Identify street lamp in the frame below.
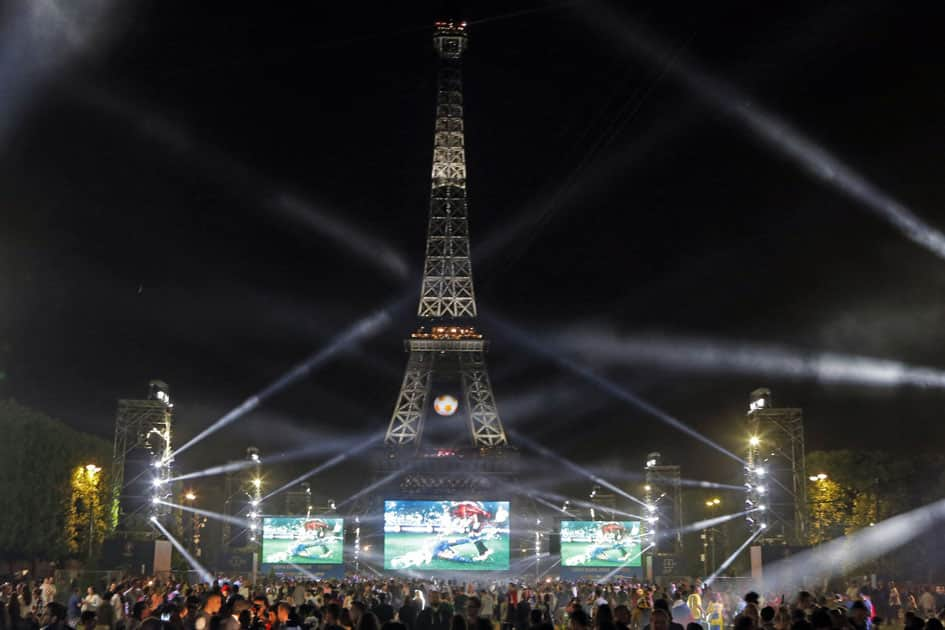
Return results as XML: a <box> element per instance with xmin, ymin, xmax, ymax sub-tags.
<box><xmin>809</xmin><ymin>473</ymin><xmax>828</xmax><ymax>482</ymax></box>
<box><xmin>748</xmin><ymin>436</ymin><xmax>761</xmax><ymax>447</ymax></box>
<box><xmin>84</xmin><ymin>464</ymin><xmax>101</xmax><ymax>559</ymax></box>
<box><xmin>702</xmin><ymin>497</ymin><xmax>721</xmax><ymax>575</ymax></box>
<box><xmin>184</xmin><ymin>491</ymin><xmax>197</xmax><ymax>501</ymax></box>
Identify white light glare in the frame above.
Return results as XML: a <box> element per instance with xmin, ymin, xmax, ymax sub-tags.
<box><xmin>759</xmin><ymin>504</ymin><xmax>767</xmax><ymax>511</ymax></box>
<box><xmin>151</xmin><ymin>496</ymin><xmax>160</xmax><ymax>504</ymax></box>
<box><xmin>646</xmin><ymin>504</ymin><xmax>657</xmax><ymax>513</ymax></box>
<box><xmin>757</xmin><ymin>486</ymin><xmax>766</xmax><ymax>494</ymax></box>
<box><xmin>563</xmin><ymin>329</ymin><xmax>945</xmax><ymax>391</ymax></box>
<box><xmin>755</xmin><ymin>467</ymin><xmax>766</xmax><ymax>477</ymax></box>
<box><xmin>152</xmin><ymin>478</ymin><xmax>164</xmax><ymax>487</ymax></box>
<box><xmin>250</xmin><ymin>500</ymin><xmax>259</xmax><ymax>507</ymax></box>
<box><xmin>588</xmin><ymin>6</ymin><xmax>945</xmax><ymax>268</ymax></box>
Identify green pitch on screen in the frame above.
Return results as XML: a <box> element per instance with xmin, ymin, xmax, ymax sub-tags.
<box><xmin>261</xmin><ymin>517</ymin><xmax>344</xmax><ymax>565</ymax></box>
<box><xmin>560</xmin><ymin>521</ymin><xmax>642</xmax><ymax>567</ymax></box>
<box><xmin>384</xmin><ymin>531</ymin><xmax>510</xmax><ymax>571</ymax></box>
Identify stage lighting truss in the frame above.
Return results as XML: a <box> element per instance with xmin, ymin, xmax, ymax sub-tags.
<box><xmin>746</xmin><ymin>388</ymin><xmax>805</xmax><ymax>543</ymax></box>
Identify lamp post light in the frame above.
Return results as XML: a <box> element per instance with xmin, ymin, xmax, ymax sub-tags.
<box><xmin>702</xmin><ymin>497</ymin><xmax>721</xmax><ymax>575</ymax></box>
<box><xmin>85</xmin><ymin>464</ymin><xmax>101</xmax><ymax>559</ymax></box>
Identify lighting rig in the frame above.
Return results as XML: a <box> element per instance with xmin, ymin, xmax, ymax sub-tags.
<box><xmin>246</xmin><ymin>447</ymin><xmax>263</xmax><ymax>543</ymax></box>
<box><xmin>745</xmin><ymin>388</ymin><xmax>805</xmax><ymax>543</ymax></box>
<box><xmin>148</xmin><ymin>384</ymin><xmax>174</xmax><ymax>523</ymax></box>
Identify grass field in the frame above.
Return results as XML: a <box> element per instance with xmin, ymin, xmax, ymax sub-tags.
<box><xmin>384</xmin><ymin>532</ymin><xmax>510</xmax><ymax>570</ymax></box>
<box><xmin>261</xmin><ymin>537</ymin><xmax>343</xmax><ymax>565</ymax></box>
<box><xmin>561</xmin><ymin>541</ymin><xmax>642</xmax><ymax>567</ymax></box>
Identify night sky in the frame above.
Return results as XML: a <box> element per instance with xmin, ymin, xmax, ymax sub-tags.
<box><xmin>4</xmin><ymin>1</ymin><xmax>945</xmax><ymax>498</ymax></box>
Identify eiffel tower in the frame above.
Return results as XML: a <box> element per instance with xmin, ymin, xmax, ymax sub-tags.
<box><xmin>383</xmin><ymin>20</ymin><xmax>512</xmax><ymax>492</ymax></box>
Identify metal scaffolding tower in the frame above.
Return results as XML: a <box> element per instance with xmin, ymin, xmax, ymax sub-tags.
<box><xmin>588</xmin><ymin>485</ymin><xmax>617</xmax><ymax>521</ymax></box>
<box><xmin>110</xmin><ymin>380</ymin><xmax>173</xmax><ymax>532</ymax></box>
<box><xmin>745</xmin><ymin>387</ymin><xmax>807</xmax><ymax>545</ymax></box>
<box><xmin>385</xmin><ymin>20</ymin><xmax>508</xmax><ymax>451</ymax></box>
<box><xmin>644</xmin><ymin>452</ymin><xmax>683</xmax><ymax>555</ymax></box>
<box><xmin>222</xmin><ymin>447</ymin><xmax>263</xmax><ymax>547</ymax></box>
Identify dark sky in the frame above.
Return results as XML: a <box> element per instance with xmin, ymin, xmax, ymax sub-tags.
<box><xmin>4</xmin><ymin>1</ymin><xmax>945</xmax><ymax>500</ymax></box>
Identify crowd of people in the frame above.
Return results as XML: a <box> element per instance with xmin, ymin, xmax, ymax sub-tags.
<box><xmin>2</xmin><ymin>575</ymin><xmax>944</xmax><ymax>630</ymax></box>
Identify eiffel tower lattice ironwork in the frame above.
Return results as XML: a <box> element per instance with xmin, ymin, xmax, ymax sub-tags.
<box><xmin>385</xmin><ymin>20</ymin><xmax>508</xmax><ymax>450</ymax></box>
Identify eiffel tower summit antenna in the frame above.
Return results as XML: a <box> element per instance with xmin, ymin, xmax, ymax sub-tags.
<box><xmin>384</xmin><ymin>20</ymin><xmax>509</xmax><ymax>452</ymax></box>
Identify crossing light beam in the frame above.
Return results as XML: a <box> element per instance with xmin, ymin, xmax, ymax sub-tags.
<box><xmin>493</xmin><ymin>316</ymin><xmax>745</xmax><ymax>464</ymax></box>
<box><xmin>170</xmin><ymin>305</ymin><xmax>395</xmax><ymax>459</ymax></box>
<box><xmin>560</xmin><ymin>328</ymin><xmax>945</xmax><ymax>390</ymax></box>
<box><xmin>151</xmin><ymin>517</ymin><xmax>214</xmax><ymax>583</ymax></box>
<box><xmin>584</xmin><ymin>3</ymin><xmax>945</xmax><ymax>264</ymax></box>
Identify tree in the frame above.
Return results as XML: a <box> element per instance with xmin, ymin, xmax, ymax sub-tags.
<box><xmin>66</xmin><ymin>465</ymin><xmax>110</xmax><ymax>556</ymax></box>
<box><xmin>805</xmin><ymin>449</ymin><xmax>945</xmax><ymax>579</ymax></box>
<box><xmin>0</xmin><ymin>400</ymin><xmax>110</xmax><ymax>561</ymax></box>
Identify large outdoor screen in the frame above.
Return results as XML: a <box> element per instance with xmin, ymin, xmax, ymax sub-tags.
<box><xmin>384</xmin><ymin>500</ymin><xmax>510</xmax><ymax>571</ymax></box>
<box><xmin>561</xmin><ymin>520</ymin><xmax>642</xmax><ymax>567</ymax></box>
<box><xmin>261</xmin><ymin>517</ymin><xmax>344</xmax><ymax>565</ymax></box>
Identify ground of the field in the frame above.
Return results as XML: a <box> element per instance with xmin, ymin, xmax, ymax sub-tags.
<box><xmin>384</xmin><ymin>532</ymin><xmax>510</xmax><ymax>571</ymax></box>
<box><xmin>261</xmin><ymin>538</ymin><xmax>343</xmax><ymax>565</ymax></box>
<box><xmin>560</xmin><ymin>541</ymin><xmax>642</xmax><ymax>567</ymax></box>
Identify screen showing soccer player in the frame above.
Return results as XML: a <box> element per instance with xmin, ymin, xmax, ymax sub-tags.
<box><xmin>384</xmin><ymin>500</ymin><xmax>510</xmax><ymax>570</ymax></box>
<box><xmin>261</xmin><ymin>517</ymin><xmax>344</xmax><ymax>565</ymax></box>
<box><xmin>560</xmin><ymin>520</ymin><xmax>642</xmax><ymax>567</ymax></box>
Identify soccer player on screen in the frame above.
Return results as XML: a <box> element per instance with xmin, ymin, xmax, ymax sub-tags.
<box><xmin>568</xmin><ymin>522</ymin><xmax>633</xmax><ymax>565</ymax></box>
<box><xmin>441</xmin><ymin>501</ymin><xmax>495</xmax><ymax>562</ymax></box>
<box><xmin>288</xmin><ymin>519</ymin><xmax>337</xmax><ymax>559</ymax></box>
